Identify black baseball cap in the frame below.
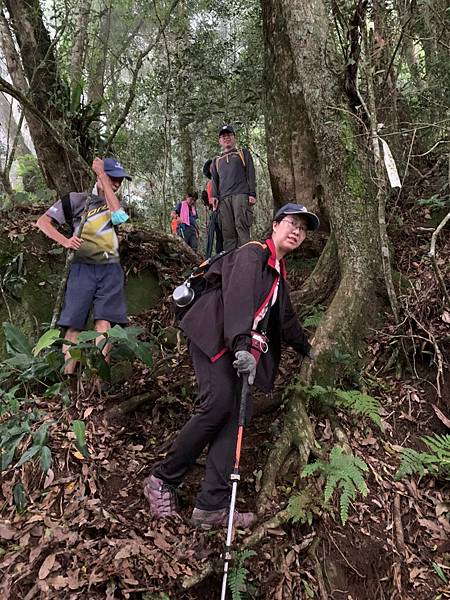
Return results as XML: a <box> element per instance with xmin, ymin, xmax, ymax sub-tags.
<box><xmin>219</xmin><ymin>124</ymin><xmax>235</xmax><ymax>137</ymax></box>
<box><xmin>274</xmin><ymin>203</ymin><xmax>320</xmax><ymax>231</ymax></box>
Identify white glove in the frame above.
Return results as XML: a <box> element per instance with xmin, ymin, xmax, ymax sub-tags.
<box><xmin>233</xmin><ymin>351</ymin><xmax>257</xmax><ymax>385</ymax></box>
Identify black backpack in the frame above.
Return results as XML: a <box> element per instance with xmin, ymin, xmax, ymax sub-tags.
<box><xmin>173</xmin><ymin>250</ymin><xmax>231</xmax><ymax>323</ymax></box>
<box><xmin>172</xmin><ymin>241</ymin><xmax>269</xmax><ymax>323</ymax></box>
<box><xmin>61</xmin><ymin>194</ymin><xmax>74</xmax><ymax>235</ymax></box>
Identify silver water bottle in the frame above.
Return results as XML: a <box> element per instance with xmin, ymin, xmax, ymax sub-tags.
<box><xmin>173</xmin><ymin>282</ymin><xmax>195</xmax><ymax>307</ymax></box>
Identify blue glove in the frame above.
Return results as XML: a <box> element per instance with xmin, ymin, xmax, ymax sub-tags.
<box><xmin>111</xmin><ymin>208</ymin><xmax>129</xmax><ymax>225</ymax></box>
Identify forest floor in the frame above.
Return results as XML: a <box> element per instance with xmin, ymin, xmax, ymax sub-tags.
<box><xmin>0</xmin><ymin>200</ymin><xmax>449</xmax><ymax>600</ymax></box>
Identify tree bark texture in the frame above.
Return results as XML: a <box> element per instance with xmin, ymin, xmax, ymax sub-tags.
<box><xmin>0</xmin><ymin>94</ymin><xmax>32</xmax><ymax>158</ymax></box>
<box><xmin>3</xmin><ymin>1</ymin><xmax>90</xmax><ymax>195</ymax></box>
<box><xmin>87</xmin><ymin>1</ymin><xmax>111</xmax><ymax>106</ymax></box>
<box><xmin>178</xmin><ymin>118</ymin><xmax>194</xmax><ymax>195</ymax></box>
<box><xmin>261</xmin><ymin>0</ymin><xmax>320</xmax><ymax>212</ymax></box>
<box><xmin>70</xmin><ymin>0</ymin><xmax>93</xmax><ymax>87</ymax></box>
<box><xmin>280</xmin><ymin>0</ymin><xmax>383</xmax><ymax>383</ymax></box>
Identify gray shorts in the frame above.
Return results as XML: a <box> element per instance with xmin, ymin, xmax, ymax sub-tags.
<box><xmin>58</xmin><ymin>263</ymin><xmax>128</xmax><ymax>330</ymax></box>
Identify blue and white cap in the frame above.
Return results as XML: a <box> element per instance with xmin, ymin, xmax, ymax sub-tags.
<box><xmin>103</xmin><ymin>157</ymin><xmax>132</xmax><ymax>180</ymax></box>
<box><xmin>274</xmin><ymin>203</ymin><xmax>320</xmax><ymax>231</ymax></box>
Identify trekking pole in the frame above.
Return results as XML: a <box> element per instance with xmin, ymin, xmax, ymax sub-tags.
<box><xmin>220</xmin><ymin>376</ymin><xmax>250</xmax><ymax>600</ymax></box>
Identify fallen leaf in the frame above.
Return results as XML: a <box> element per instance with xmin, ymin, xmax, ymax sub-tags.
<box><xmin>49</xmin><ymin>576</ymin><xmax>68</xmax><ymax>590</ymax></box>
<box><xmin>38</xmin><ymin>553</ymin><xmax>56</xmax><ymax>579</ymax></box>
<box><xmin>153</xmin><ymin>533</ymin><xmax>171</xmax><ymax>550</ymax></box>
<box><xmin>44</xmin><ymin>469</ymin><xmax>55</xmax><ymax>488</ymax></box>
<box><xmin>114</xmin><ymin>545</ymin><xmax>132</xmax><ymax>560</ymax></box>
<box><xmin>83</xmin><ymin>407</ymin><xmax>94</xmax><ymax>418</ymax></box>
<box><xmin>0</xmin><ymin>524</ymin><xmax>16</xmax><ymax>540</ymax></box>
<box><xmin>432</xmin><ymin>404</ymin><xmax>450</xmax><ymax>429</ymax></box>
<box><xmin>442</xmin><ymin>311</ymin><xmax>450</xmax><ymax>324</ymax></box>
<box><xmin>72</xmin><ymin>451</ymin><xmax>85</xmax><ymax>460</ymax></box>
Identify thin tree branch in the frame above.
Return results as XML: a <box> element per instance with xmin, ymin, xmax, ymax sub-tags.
<box><xmin>429</xmin><ymin>209</ymin><xmax>450</xmax><ymax>310</ymax></box>
<box><xmin>104</xmin><ymin>0</ymin><xmax>180</xmax><ymax>152</ymax></box>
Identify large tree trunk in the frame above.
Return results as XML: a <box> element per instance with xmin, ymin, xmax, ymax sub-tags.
<box><xmin>259</xmin><ymin>0</ymin><xmax>386</xmax><ymax>508</ymax></box>
<box><xmin>261</xmin><ymin>0</ymin><xmax>319</xmax><ymax>212</ymax></box>
<box><xmin>282</xmin><ymin>0</ymin><xmax>383</xmax><ymax>379</ymax></box>
<box><xmin>3</xmin><ymin>1</ymin><xmax>90</xmax><ymax>195</ymax></box>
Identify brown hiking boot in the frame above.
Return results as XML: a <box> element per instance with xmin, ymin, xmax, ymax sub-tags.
<box><xmin>143</xmin><ymin>475</ymin><xmax>178</xmax><ymax>518</ymax></box>
<box><xmin>191</xmin><ymin>507</ymin><xmax>257</xmax><ymax>530</ymax></box>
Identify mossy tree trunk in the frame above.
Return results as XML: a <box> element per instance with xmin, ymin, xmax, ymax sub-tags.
<box><xmin>259</xmin><ymin>0</ymin><xmax>385</xmax><ymax>506</ymax></box>
<box><xmin>4</xmin><ymin>0</ymin><xmax>90</xmax><ymax>195</ymax></box>
<box><xmin>261</xmin><ymin>0</ymin><xmax>320</xmax><ymax>212</ymax></box>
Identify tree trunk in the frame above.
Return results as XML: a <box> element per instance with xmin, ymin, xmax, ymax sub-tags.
<box><xmin>3</xmin><ymin>1</ymin><xmax>90</xmax><ymax>195</ymax></box>
<box><xmin>282</xmin><ymin>0</ymin><xmax>383</xmax><ymax>380</ymax></box>
<box><xmin>261</xmin><ymin>0</ymin><xmax>320</xmax><ymax>212</ymax></box>
<box><xmin>371</xmin><ymin>0</ymin><xmax>400</xmax><ymax>138</ymax></box>
<box><xmin>0</xmin><ymin>94</ymin><xmax>32</xmax><ymax>158</ymax></box>
<box><xmin>179</xmin><ymin>118</ymin><xmax>194</xmax><ymax>195</ymax></box>
<box><xmin>258</xmin><ymin>0</ymin><xmax>386</xmax><ymax>509</ymax></box>
<box><xmin>87</xmin><ymin>1</ymin><xmax>111</xmax><ymax>107</ymax></box>
<box><xmin>70</xmin><ymin>0</ymin><xmax>92</xmax><ymax>87</ymax></box>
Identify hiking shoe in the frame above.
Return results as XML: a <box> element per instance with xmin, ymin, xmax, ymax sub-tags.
<box><xmin>143</xmin><ymin>475</ymin><xmax>178</xmax><ymax>518</ymax></box>
<box><xmin>191</xmin><ymin>507</ymin><xmax>257</xmax><ymax>530</ymax></box>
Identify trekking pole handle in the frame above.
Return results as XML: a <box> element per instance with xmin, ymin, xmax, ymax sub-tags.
<box><xmin>238</xmin><ymin>377</ymin><xmax>249</xmax><ymax>428</ymax></box>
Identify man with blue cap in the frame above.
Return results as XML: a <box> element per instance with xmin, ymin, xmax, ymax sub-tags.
<box><xmin>36</xmin><ymin>157</ymin><xmax>132</xmax><ymax>375</ymax></box>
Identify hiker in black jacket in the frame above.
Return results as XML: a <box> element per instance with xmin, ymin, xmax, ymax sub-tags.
<box><xmin>144</xmin><ymin>203</ymin><xmax>319</xmax><ymax>529</ymax></box>
<box><xmin>210</xmin><ymin>124</ymin><xmax>257</xmax><ymax>251</ymax></box>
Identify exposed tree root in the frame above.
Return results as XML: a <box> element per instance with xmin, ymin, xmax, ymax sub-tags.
<box><xmin>308</xmin><ymin>538</ymin><xmax>328</xmax><ymax>600</ymax></box>
<box><xmin>258</xmin><ymin>387</ymin><xmax>316</xmax><ymax>510</ymax></box>
<box><xmin>181</xmin><ymin>508</ymin><xmax>292</xmax><ymax>590</ymax></box>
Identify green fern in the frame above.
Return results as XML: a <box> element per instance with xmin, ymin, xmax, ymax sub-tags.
<box><xmin>395</xmin><ymin>447</ymin><xmax>437</xmax><ymax>479</ymax></box>
<box><xmin>423</xmin><ymin>434</ymin><xmax>450</xmax><ymax>471</ymax></box>
<box><xmin>228</xmin><ymin>550</ymin><xmax>256</xmax><ymax>600</ymax></box>
<box><xmin>396</xmin><ymin>434</ymin><xmax>450</xmax><ymax>480</ymax></box>
<box><xmin>304</xmin><ymin>309</ymin><xmax>325</xmax><ymax>327</ymax></box>
<box><xmin>334</xmin><ymin>389</ymin><xmax>382</xmax><ymax>428</ymax></box>
<box><xmin>296</xmin><ymin>384</ymin><xmax>382</xmax><ymax>428</ymax></box>
<box><xmin>287</xmin><ymin>486</ymin><xmax>320</xmax><ymax>525</ymax></box>
<box><xmin>302</xmin><ymin>446</ymin><xmax>369</xmax><ymax>525</ymax></box>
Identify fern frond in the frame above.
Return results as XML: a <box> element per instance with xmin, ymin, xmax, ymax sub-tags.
<box><xmin>228</xmin><ymin>565</ymin><xmax>248</xmax><ymax>600</ymax></box>
<box><xmin>324</xmin><ymin>473</ymin><xmax>340</xmax><ymax>504</ymax></box>
<box><xmin>395</xmin><ymin>447</ymin><xmax>437</xmax><ymax>480</ymax></box>
<box><xmin>335</xmin><ymin>389</ymin><xmax>382</xmax><ymax>428</ymax></box>
<box><xmin>302</xmin><ymin>462</ymin><xmax>322</xmax><ymax>477</ymax></box>
<box><xmin>304</xmin><ymin>311</ymin><xmax>324</xmax><ymax>327</ymax></box>
<box><xmin>287</xmin><ymin>489</ymin><xmax>318</xmax><ymax>525</ymax></box>
<box><xmin>339</xmin><ymin>479</ymin><xmax>355</xmax><ymax>525</ymax></box>
<box><xmin>422</xmin><ymin>434</ymin><xmax>450</xmax><ymax>466</ymax></box>
<box><xmin>301</xmin><ymin>446</ymin><xmax>369</xmax><ymax>525</ymax></box>
<box><xmin>228</xmin><ymin>549</ymin><xmax>257</xmax><ymax>600</ymax></box>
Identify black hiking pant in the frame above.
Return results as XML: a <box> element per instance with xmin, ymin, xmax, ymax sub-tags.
<box><xmin>154</xmin><ymin>342</ymin><xmax>250</xmax><ymax>511</ymax></box>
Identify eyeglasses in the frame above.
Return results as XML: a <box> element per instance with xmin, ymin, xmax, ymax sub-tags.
<box><xmin>283</xmin><ymin>218</ymin><xmax>308</xmax><ymax>233</ymax></box>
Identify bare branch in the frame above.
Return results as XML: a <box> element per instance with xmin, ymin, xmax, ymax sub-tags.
<box><xmin>104</xmin><ymin>0</ymin><xmax>181</xmax><ymax>152</ymax></box>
